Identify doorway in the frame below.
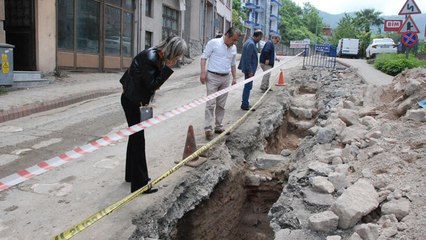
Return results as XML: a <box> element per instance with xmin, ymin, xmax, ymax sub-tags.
<box><xmin>5</xmin><ymin>0</ymin><xmax>37</xmax><ymax>71</ymax></box>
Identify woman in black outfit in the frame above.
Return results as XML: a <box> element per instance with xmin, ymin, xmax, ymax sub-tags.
<box><xmin>120</xmin><ymin>36</ymin><xmax>187</xmax><ymax>193</ymax></box>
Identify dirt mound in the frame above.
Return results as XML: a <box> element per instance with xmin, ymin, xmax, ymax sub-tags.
<box><xmin>378</xmin><ymin>68</ymin><xmax>426</xmax><ymax>118</ymax></box>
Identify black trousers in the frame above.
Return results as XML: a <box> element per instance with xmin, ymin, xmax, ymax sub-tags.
<box><xmin>121</xmin><ymin>93</ymin><xmax>149</xmax><ymax>192</ymax></box>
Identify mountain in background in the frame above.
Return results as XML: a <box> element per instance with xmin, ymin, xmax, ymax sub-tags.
<box><xmin>319</xmin><ymin>10</ymin><xmax>426</xmax><ymax>39</ymax></box>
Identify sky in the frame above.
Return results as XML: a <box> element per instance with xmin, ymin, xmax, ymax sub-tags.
<box><xmin>292</xmin><ymin>0</ymin><xmax>426</xmax><ymax>16</ymax></box>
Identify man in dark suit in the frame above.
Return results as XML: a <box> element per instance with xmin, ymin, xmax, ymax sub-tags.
<box><xmin>259</xmin><ymin>35</ymin><xmax>280</xmax><ymax>91</ymax></box>
<box><xmin>238</xmin><ymin>30</ymin><xmax>263</xmax><ymax>110</ymax></box>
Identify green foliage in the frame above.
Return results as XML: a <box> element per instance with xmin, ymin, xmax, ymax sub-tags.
<box><xmin>374</xmin><ymin>54</ymin><xmax>426</xmax><ymax>76</ymax></box>
<box><xmin>302</xmin><ymin>3</ymin><xmax>323</xmax><ymax>37</ymax></box>
<box><xmin>418</xmin><ymin>41</ymin><xmax>426</xmax><ymax>53</ymax></box>
<box><xmin>329</xmin><ymin>14</ymin><xmax>360</xmax><ymax>45</ymax></box>
<box><xmin>232</xmin><ymin>9</ymin><xmax>245</xmax><ymax>32</ymax></box>
<box><xmin>0</xmin><ymin>86</ymin><xmax>8</xmax><ymax>96</ymax></box>
<box><xmin>231</xmin><ymin>0</ymin><xmax>246</xmax><ymax>32</ymax></box>
<box><xmin>354</xmin><ymin>9</ymin><xmax>383</xmax><ymax>33</ymax></box>
<box><xmin>358</xmin><ymin>31</ymin><xmax>371</xmax><ymax>58</ymax></box>
<box><xmin>279</xmin><ymin>0</ymin><xmax>324</xmax><ymax>44</ymax></box>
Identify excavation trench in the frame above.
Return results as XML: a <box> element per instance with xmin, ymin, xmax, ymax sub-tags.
<box><xmin>170</xmin><ymin>87</ymin><xmax>316</xmax><ymax>240</ymax></box>
<box><xmin>172</xmin><ymin>168</ymin><xmax>283</xmax><ymax>240</ymax></box>
<box><xmin>132</xmin><ymin>83</ymin><xmax>319</xmax><ymax>240</ymax></box>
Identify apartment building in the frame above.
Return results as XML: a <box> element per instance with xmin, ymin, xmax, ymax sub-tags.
<box><xmin>0</xmin><ymin>0</ymin><xmax>232</xmax><ymax>73</ymax></box>
<box><xmin>241</xmin><ymin>0</ymin><xmax>281</xmax><ymax>39</ymax></box>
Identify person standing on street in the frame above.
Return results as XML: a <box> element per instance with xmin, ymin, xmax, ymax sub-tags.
<box><xmin>259</xmin><ymin>35</ymin><xmax>280</xmax><ymax>92</ymax></box>
<box><xmin>238</xmin><ymin>30</ymin><xmax>263</xmax><ymax>110</ymax></box>
<box><xmin>200</xmin><ymin>27</ymin><xmax>241</xmax><ymax>141</ymax></box>
<box><xmin>120</xmin><ymin>36</ymin><xmax>187</xmax><ymax>193</ymax></box>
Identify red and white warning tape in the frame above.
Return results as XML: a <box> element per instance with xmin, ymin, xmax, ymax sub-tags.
<box><xmin>0</xmin><ymin>55</ymin><xmax>301</xmax><ymax>192</ymax></box>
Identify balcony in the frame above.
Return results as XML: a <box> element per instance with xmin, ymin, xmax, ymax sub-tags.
<box><xmin>244</xmin><ymin>20</ymin><xmax>256</xmax><ymax>26</ymax></box>
<box><xmin>254</xmin><ymin>23</ymin><xmax>265</xmax><ymax>29</ymax></box>
<box><xmin>254</xmin><ymin>5</ymin><xmax>264</xmax><ymax>12</ymax></box>
<box><xmin>243</xmin><ymin>2</ymin><xmax>256</xmax><ymax>9</ymax></box>
<box><xmin>271</xmin><ymin>0</ymin><xmax>282</xmax><ymax>6</ymax></box>
<box><xmin>270</xmin><ymin>14</ymin><xmax>279</xmax><ymax>21</ymax></box>
<box><xmin>269</xmin><ymin>29</ymin><xmax>279</xmax><ymax>35</ymax></box>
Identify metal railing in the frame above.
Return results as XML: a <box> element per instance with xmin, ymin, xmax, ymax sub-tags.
<box><xmin>302</xmin><ymin>44</ymin><xmax>337</xmax><ymax>69</ymax></box>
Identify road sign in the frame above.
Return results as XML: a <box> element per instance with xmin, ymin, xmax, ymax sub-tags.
<box><xmin>315</xmin><ymin>44</ymin><xmax>331</xmax><ymax>53</ymax></box>
<box><xmin>401</xmin><ymin>32</ymin><xmax>419</xmax><ymax>47</ymax></box>
<box><xmin>398</xmin><ymin>15</ymin><xmax>420</xmax><ymax>33</ymax></box>
<box><xmin>290</xmin><ymin>39</ymin><xmax>310</xmax><ymax>49</ymax></box>
<box><xmin>384</xmin><ymin>20</ymin><xmax>403</xmax><ymax>31</ymax></box>
<box><xmin>399</xmin><ymin>0</ymin><xmax>422</xmax><ymax>15</ymax></box>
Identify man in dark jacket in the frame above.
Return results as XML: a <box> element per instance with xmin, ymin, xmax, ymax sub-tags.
<box><xmin>259</xmin><ymin>35</ymin><xmax>280</xmax><ymax>91</ymax></box>
<box><xmin>120</xmin><ymin>36</ymin><xmax>187</xmax><ymax>193</ymax></box>
<box><xmin>238</xmin><ymin>30</ymin><xmax>263</xmax><ymax>110</ymax></box>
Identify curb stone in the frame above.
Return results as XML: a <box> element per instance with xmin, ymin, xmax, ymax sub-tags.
<box><xmin>0</xmin><ymin>89</ymin><xmax>120</xmax><ymax>123</ymax></box>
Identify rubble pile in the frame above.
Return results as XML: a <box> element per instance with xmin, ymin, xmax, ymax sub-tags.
<box><xmin>268</xmin><ymin>67</ymin><xmax>426</xmax><ymax>239</ymax></box>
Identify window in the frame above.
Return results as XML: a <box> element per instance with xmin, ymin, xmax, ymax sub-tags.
<box><xmin>57</xmin><ymin>0</ymin><xmax>135</xmax><ymax>65</ymax></box>
<box><xmin>122</xmin><ymin>12</ymin><xmax>133</xmax><ymax>56</ymax></box>
<box><xmin>58</xmin><ymin>0</ymin><xmax>74</xmax><ymax>50</ymax></box>
<box><xmin>162</xmin><ymin>5</ymin><xmax>179</xmax><ymax>39</ymax></box>
<box><xmin>146</xmin><ymin>0</ymin><xmax>152</xmax><ymax>17</ymax></box>
<box><xmin>76</xmin><ymin>0</ymin><xmax>100</xmax><ymax>53</ymax></box>
<box><xmin>104</xmin><ymin>6</ymin><xmax>121</xmax><ymax>55</ymax></box>
<box><xmin>105</xmin><ymin>0</ymin><xmax>120</xmax><ymax>6</ymax></box>
<box><xmin>145</xmin><ymin>31</ymin><xmax>152</xmax><ymax>50</ymax></box>
<box><xmin>123</xmin><ymin>0</ymin><xmax>133</xmax><ymax>10</ymax></box>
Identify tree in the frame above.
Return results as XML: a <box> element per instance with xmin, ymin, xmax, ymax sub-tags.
<box><xmin>231</xmin><ymin>0</ymin><xmax>246</xmax><ymax>31</ymax></box>
<box><xmin>330</xmin><ymin>14</ymin><xmax>360</xmax><ymax>45</ymax></box>
<box><xmin>302</xmin><ymin>3</ymin><xmax>323</xmax><ymax>38</ymax></box>
<box><xmin>279</xmin><ymin>0</ymin><xmax>317</xmax><ymax>44</ymax></box>
<box><xmin>354</xmin><ymin>9</ymin><xmax>384</xmax><ymax>33</ymax></box>
<box><xmin>352</xmin><ymin>9</ymin><xmax>383</xmax><ymax>57</ymax></box>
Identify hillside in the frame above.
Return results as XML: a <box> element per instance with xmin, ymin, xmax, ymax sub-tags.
<box><xmin>319</xmin><ymin>11</ymin><xmax>426</xmax><ymax>39</ymax></box>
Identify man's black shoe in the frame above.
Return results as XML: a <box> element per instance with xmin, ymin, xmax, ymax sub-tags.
<box><xmin>241</xmin><ymin>105</ymin><xmax>255</xmax><ymax>111</ymax></box>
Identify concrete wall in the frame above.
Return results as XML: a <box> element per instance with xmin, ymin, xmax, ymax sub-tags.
<box><xmin>37</xmin><ymin>0</ymin><xmax>56</xmax><ymax>73</ymax></box>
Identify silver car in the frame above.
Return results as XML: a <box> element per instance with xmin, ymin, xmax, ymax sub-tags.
<box><xmin>366</xmin><ymin>38</ymin><xmax>397</xmax><ymax>59</ymax></box>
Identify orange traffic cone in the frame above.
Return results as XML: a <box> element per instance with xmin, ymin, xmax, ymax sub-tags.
<box><xmin>275</xmin><ymin>69</ymin><xmax>286</xmax><ymax>86</ymax></box>
<box><xmin>182</xmin><ymin>125</ymin><xmax>198</xmax><ymax>161</ymax></box>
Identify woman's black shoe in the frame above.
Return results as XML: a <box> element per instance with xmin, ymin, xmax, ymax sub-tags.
<box><xmin>143</xmin><ymin>187</ymin><xmax>158</xmax><ymax>194</ymax></box>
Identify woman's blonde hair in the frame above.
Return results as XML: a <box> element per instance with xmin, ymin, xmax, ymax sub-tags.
<box><xmin>156</xmin><ymin>36</ymin><xmax>187</xmax><ymax>61</ymax></box>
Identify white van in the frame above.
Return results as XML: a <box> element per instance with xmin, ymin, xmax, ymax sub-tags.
<box><xmin>336</xmin><ymin>38</ymin><xmax>359</xmax><ymax>58</ymax></box>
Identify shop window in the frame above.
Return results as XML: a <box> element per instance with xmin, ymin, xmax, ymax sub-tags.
<box><xmin>76</xmin><ymin>0</ymin><xmax>100</xmax><ymax>53</ymax></box>
<box><xmin>145</xmin><ymin>31</ymin><xmax>152</xmax><ymax>50</ymax></box>
<box><xmin>123</xmin><ymin>0</ymin><xmax>133</xmax><ymax>10</ymax></box>
<box><xmin>122</xmin><ymin>12</ymin><xmax>133</xmax><ymax>56</ymax></box>
<box><xmin>104</xmin><ymin>6</ymin><xmax>121</xmax><ymax>56</ymax></box>
<box><xmin>105</xmin><ymin>0</ymin><xmax>121</xmax><ymax>6</ymax></box>
<box><xmin>162</xmin><ymin>5</ymin><xmax>179</xmax><ymax>39</ymax></box>
<box><xmin>58</xmin><ymin>0</ymin><xmax>74</xmax><ymax>50</ymax></box>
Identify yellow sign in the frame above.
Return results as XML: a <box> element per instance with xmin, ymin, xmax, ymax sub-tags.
<box><xmin>1</xmin><ymin>54</ymin><xmax>7</xmax><ymax>62</ymax></box>
<box><xmin>2</xmin><ymin>61</ymin><xmax>9</xmax><ymax>74</ymax></box>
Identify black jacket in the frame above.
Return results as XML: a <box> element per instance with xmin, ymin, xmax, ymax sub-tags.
<box><xmin>120</xmin><ymin>48</ymin><xmax>174</xmax><ymax>105</ymax></box>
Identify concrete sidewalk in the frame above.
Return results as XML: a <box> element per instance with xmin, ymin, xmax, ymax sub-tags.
<box><xmin>336</xmin><ymin>58</ymin><xmax>393</xmax><ymax>86</ymax></box>
<box><xmin>0</xmin><ymin>57</ymin><xmax>201</xmax><ymax>123</ymax></box>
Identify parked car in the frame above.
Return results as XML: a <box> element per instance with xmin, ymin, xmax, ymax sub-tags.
<box><xmin>365</xmin><ymin>38</ymin><xmax>397</xmax><ymax>59</ymax></box>
<box><xmin>336</xmin><ymin>38</ymin><xmax>359</xmax><ymax>58</ymax></box>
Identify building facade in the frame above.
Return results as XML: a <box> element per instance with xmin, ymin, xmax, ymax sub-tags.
<box><xmin>0</xmin><ymin>0</ymin><xmax>232</xmax><ymax>73</ymax></box>
<box><xmin>241</xmin><ymin>0</ymin><xmax>281</xmax><ymax>39</ymax></box>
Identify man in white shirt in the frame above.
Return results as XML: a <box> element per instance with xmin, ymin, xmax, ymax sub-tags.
<box><xmin>200</xmin><ymin>27</ymin><xmax>241</xmax><ymax>140</ymax></box>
